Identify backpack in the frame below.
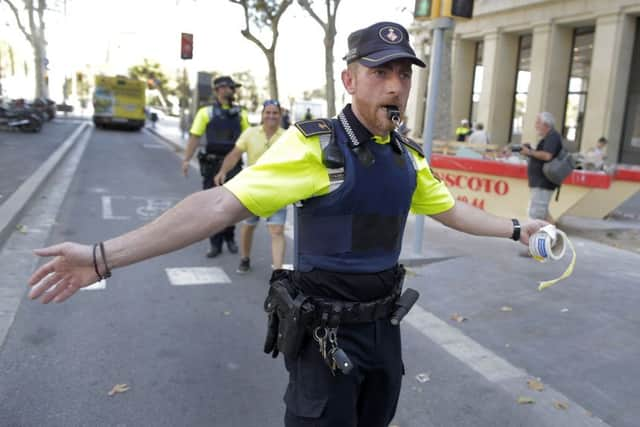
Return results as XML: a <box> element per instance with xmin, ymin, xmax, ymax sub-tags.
<box><xmin>542</xmin><ymin>148</ymin><xmax>576</xmax><ymax>186</ymax></box>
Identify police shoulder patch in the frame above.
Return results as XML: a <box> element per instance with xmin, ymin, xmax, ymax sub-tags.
<box><xmin>294</xmin><ymin>119</ymin><xmax>333</xmax><ymax>137</ymax></box>
<box><xmin>397</xmin><ymin>135</ymin><xmax>425</xmax><ymax>158</ymax></box>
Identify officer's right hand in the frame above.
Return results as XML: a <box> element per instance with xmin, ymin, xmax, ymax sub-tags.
<box><xmin>28</xmin><ymin>242</ymin><xmax>97</xmax><ymax>303</ymax></box>
<box><xmin>214</xmin><ymin>171</ymin><xmax>225</xmax><ymax>186</ymax></box>
<box><xmin>182</xmin><ymin>160</ymin><xmax>190</xmax><ymax>177</ymax></box>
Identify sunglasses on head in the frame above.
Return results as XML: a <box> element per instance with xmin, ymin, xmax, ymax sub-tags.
<box><xmin>263</xmin><ymin>100</ymin><xmax>280</xmax><ymax>108</ymax></box>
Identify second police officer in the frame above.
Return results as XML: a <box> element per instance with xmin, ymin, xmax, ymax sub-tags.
<box><xmin>181</xmin><ymin>75</ymin><xmax>250</xmax><ymax>258</ymax></box>
<box><xmin>28</xmin><ymin>22</ymin><xmax>548</xmax><ymax>427</ymax></box>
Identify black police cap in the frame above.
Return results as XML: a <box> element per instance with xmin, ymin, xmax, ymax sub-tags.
<box><xmin>343</xmin><ymin>21</ymin><xmax>425</xmax><ymax>68</ymax></box>
<box><xmin>213</xmin><ymin>76</ymin><xmax>241</xmax><ymax>89</ymax></box>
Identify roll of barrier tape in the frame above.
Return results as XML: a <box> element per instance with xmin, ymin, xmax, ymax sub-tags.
<box><xmin>528</xmin><ymin>225</ymin><xmax>576</xmax><ymax>291</ymax></box>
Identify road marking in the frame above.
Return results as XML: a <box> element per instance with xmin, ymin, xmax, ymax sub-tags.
<box><xmin>142</xmin><ymin>143</ymin><xmax>171</xmax><ymax>150</ymax></box>
<box><xmin>132</xmin><ymin>196</ymin><xmax>179</xmax><ymax>218</ymax></box>
<box><xmin>406</xmin><ymin>305</ymin><xmax>609</xmax><ymax>426</ymax></box>
<box><xmin>165</xmin><ymin>267</ymin><xmax>231</xmax><ymax>286</ymax></box>
<box><xmin>0</xmin><ymin>125</ymin><xmax>91</xmax><ymax>347</ymax></box>
<box><xmin>101</xmin><ymin>195</ymin><xmax>130</xmax><ymax>220</ymax></box>
<box><xmin>80</xmin><ymin>279</ymin><xmax>106</xmax><ymax>290</ymax></box>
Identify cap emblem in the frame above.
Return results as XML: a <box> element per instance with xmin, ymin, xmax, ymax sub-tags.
<box><xmin>379</xmin><ymin>26</ymin><xmax>403</xmax><ymax>44</ymax></box>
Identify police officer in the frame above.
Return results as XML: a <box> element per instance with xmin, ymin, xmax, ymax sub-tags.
<box><xmin>181</xmin><ymin>75</ymin><xmax>250</xmax><ymax>258</ymax></box>
<box><xmin>456</xmin><ymin>119</ymin><xmax>471</xmax><ymax>141</ymax></box>
<box><xmin>28</xmin><ymin>22</ymin><xmax>548</xmax><ymax>427</ymax></box>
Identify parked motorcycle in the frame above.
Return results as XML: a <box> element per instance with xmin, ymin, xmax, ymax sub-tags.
<box><xmin>0</xmin><ymin>104</ymin><xmax>43</xmax><ymax>133</ymax></box>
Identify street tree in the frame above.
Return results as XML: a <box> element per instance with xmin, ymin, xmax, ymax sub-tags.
<box><xmin>129</xmin><ymin>59</ymin><xmax>172</xmax><ymax>110</ymax></box>
<box><xmin>229</xmin><ymin>0</ymin><xmax>293</xmax><ymax>100</ymax></box>
<box><xmin>297</xmin><ymin>0</ymin><xmax>340</xmax><ymax>117</ymax></box>
<box><xmin>4</xmin><ymin>0</ymin><xmax>49</xmax><ymax>98</ymax></box>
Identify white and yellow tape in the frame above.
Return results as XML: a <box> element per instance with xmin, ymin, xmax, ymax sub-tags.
<box><xmin>528</xmin><ymin>225</ymin><xmax>576</xmax><ymax>290</ymax></box>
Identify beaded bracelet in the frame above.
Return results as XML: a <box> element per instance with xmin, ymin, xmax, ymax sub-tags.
<box><xmin>92</xmin><ymin>243</ymin><xmax>103</xmax><ymax>281</ymax></box>
<box><xmin>98</xmin><ymin>242</ymin><xmax>112</xmax><ymax>279</ymax></box>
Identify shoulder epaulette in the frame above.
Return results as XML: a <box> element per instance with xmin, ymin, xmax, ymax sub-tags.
<box><xmin>294</xmin><ymin>119</ymin><xmax>333</xmax><ymax>137</ymax></box>
<box><xmin>397</xmin><ymin>135</ymin><xmax>425</xmax><ymax>158</ymax></box>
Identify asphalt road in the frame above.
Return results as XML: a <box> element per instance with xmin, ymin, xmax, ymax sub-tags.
<box><xmin>1</xmin><ymin>124</ymin><xmax>639</xmax><ymax>426</ymax></box>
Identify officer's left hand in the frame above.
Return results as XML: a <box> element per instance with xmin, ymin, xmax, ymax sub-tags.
<box><xmin>213</xmin><ymin>172</ymin><xmax>225</xmax><ymax>186</ymax></box>
<box><xmin>517</xmin><ymin>219</ymin><xmax>548</xmax><ymax>245</ymax></box>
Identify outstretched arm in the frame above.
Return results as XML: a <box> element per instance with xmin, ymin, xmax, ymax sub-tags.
<box><xmin>431</xmin><ymin>201</ymin><xmax>546</xmax><ymax>245</ymax></box>
<box><xmin>28</xmin><ymin>187</ymin><xmax>252</xmax><ymax>303</ymax></box>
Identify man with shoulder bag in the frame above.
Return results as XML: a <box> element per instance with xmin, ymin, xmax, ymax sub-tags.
<box><xmin>521</xmin><ymin>112</ymin><xmax>571</xmax><ymax>224</ymax></box>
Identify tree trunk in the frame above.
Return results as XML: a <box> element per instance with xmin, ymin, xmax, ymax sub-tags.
<box><xmin>324</xmin><ymin>30</ymin><xmax>336</xmax><ymax>117</ymax></box>
<box><xmin>33</xmin><ymin>35</ymin><xmax>47</xmax><ymax>98</ymax></box>
<box><xmin>267</xmin><ymin>51</ymin><xmax>278</xmax><ymax>100</ymax></box>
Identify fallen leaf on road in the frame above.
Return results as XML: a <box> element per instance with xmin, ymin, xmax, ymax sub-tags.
<box><xmin>415</xmin><ymin>372</ymin><xmax>430</xmax><ymax>383</ymax></box>
<box><xmin>404</xmin><ymin>267</ymin><xmax>417</xmax><ymax>277</ymax></box>
<box><xmin>553</xmin><ymin>401</ymin><xmax>569</xmax><ymax>410</ymax></box>
<box><xmin>108</xmin><ymin>384</ymin><xmax>130</xmax><ymax>396</ymax></box>
<box><xmin>16</xmin><ymin>224</ymin><xmax>28</xmax><ymax>233</ymax></box>
<box><xmin>223</xmin><ymin>311</ymin><xmax>231</xmax><ymax>316</ymax></box>
<box><xmin>450</xmin><ymin>313</ymin><xmax>467</xmax><ymax>323</ymax></box>
<box><xmin>517</xmin><ymin>396</ymin><xmax>535</xmax><ymax>404</ymax></box>
<box><xmin>500</xmin><ymin>306</ymin><xmax>513</xmax><ymax>312</ymax></box>
<box><xmin>527</xmin><ymin>379</ymin><xmax>544</xmax><ymax>391</ymax></box>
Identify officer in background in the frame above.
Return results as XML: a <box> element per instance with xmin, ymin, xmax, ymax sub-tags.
<box><xmin>28</xmin><ymin>22</ymin><xmax>547</xmax><ymax>427</ymax></box>
<box><xmin>181</xmin><ymin>75</ymin><xmax>250</xmax><ymax>258</ymax></box>
<box><xmin>455</xmin><ymin>118</ymin><xmax>471</xmax><ymax>141</ymax></box>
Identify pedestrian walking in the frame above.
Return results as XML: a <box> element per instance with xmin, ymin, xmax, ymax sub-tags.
<box><xmin>180</xmin><ymin>75</ymin><xmax>250</xmax><ymax>258</ymax></box>
<box><xmin>27</xmin><ymin>21</ymin><xmax>547</xmax><ymax>427</ymax></box>
<box><xmin>214</xmin><ymin>99</ymin><xmax>287</xmax><ymax>273</ymax></box>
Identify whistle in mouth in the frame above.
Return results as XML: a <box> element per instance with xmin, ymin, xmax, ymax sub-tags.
<box><xmin>385</xmin><ymin>105</ymin><xmax>401</xmax><ymax>123</ymax></box>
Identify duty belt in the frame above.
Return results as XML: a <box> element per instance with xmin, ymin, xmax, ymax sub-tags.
<box><xmin>198</xmin><ymin>152</ymin><xmax>224</xmax><ymax>161</ymax></box>
<box><xmin>307</xmin><ymin>288</ymin><xmax>401</xmax><ymax>325</ymax></box>
<box><xmin>263</xmin><ymin>268</ymin><xmax>419</xmax><ymax>375</ymax></box>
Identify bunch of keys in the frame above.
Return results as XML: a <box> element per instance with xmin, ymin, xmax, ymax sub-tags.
<box><xmin>313</xmin><ymin>326</ymin><xmax>353</xmax><ymax>375</ymax></box>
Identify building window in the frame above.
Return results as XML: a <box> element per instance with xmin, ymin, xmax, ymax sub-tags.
<box><xmin>509</xmin><ymin>34</ymin><xmax>532</xmax><ymax>144</ymax></box>
<box><xmin>563</xmin><ymin>27</ymin><xmax>594</xmax><ymax>150</ymax></box>
<box><xmin>469</xmin><ymin>41</ymin><xmax>484</xmax><ymax>124</ymax></box>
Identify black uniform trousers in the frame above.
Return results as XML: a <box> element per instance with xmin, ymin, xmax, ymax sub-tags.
<box><xmin>283</xmin><ymin>319</ymin><xmax>403</xmax><ymax>427</ymax></box>
<box><xmin>201</xmin><ymin>157</ymin><xmax>242</xmax><ymax>250</ymax></box>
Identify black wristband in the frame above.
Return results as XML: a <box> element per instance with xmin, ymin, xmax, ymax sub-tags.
<box><xmin>511</xmin><ymin>218</ymin><xmax>521</xmax><ymax>241</ymax></box>
<box><xmin>92</xmin><ymin>243</ymin><xmax>103</xmax><ymax>281</ymax></box>
<box><xmin>98</xmin><ymin>242</ymin><xmax>112</xmax><ymax>279</ymax></box>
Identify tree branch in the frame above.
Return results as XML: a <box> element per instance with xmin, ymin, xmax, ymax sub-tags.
<box><xmin>5</xmin><ymin>0</ymin><xmax>34</xmax><ymax>44</ymax></box>
<box><xmin>297</xmin><ymin>0</ymin><xmax>326</xmax><ymax>30</ymax></box>
<box><xmin>229</xmin><ymin>0</ymin><xmax>269</xmax><ymax>55</ymax></box>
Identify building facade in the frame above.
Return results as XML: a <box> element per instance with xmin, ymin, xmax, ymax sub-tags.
<box><xmin>408</xmin><ymin>0</ymin><xmax>640</xmax><ymax>165</ymax></box>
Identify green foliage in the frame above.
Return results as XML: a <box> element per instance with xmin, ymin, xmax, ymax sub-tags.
<box><xmin>303</xmin><ymin>87</ymin><xmax>325</xmax><ymax>100</ymax></box>
<box><xmin>128</xmin><ymin>59</ymin><xmax>169</xmax><ymax>90</ymax></box>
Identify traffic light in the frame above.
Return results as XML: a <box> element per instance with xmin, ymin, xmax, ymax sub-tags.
<box><xmin>414</xmin><ymin>0</ymin><xmax>441</xmax><ymax>20</ymax></box>
<box><xmin>443</xmin><ymin>0</ymin><xmax>474</xmax><ymax>19</ymax></box>
<box><xmin>180</xmin><ymin>32</ymin><xmax>193</xmax><ymax>60</ymax></box>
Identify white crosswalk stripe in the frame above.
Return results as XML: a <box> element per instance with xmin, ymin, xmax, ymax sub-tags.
<box><xmin>165</xmin><ymin>267</ymin><xmax>231</xmax><ymax>286</ymax></box>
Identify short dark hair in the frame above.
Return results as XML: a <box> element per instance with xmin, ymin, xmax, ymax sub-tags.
<box><xmin>598</xmin><ymin>137</ymin><xmax>608</xmax><ymax>144</ymax></box>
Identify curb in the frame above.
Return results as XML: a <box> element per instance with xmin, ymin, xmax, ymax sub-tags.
<box><xmin>0</xmin><ymin>122</ymin><xmax>90</xmax><ymax>245</ymax></box>
<box><xmin>145</xmin><ymin>127</ymin><xmax>185</xmax><ymax>152</ymax></box>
